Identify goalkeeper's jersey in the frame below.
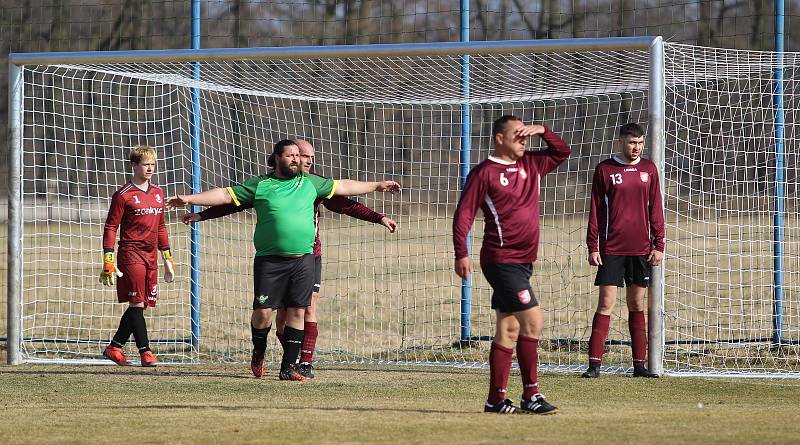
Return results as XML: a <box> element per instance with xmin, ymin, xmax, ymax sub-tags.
<box><xmin>103</xmin><ymin>182</ymin><xmax>170</xmax><ymax>266</ymax></box>
<box><xmin>227</xmin><ymin>173</ymin><xmax>336</xmax><ymax>256</ymax></box>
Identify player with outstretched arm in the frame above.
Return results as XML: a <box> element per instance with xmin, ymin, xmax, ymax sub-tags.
<box><xmin>182</xmin><ymin>139</ymin><xmax>398</xmax><ymax>379</ymax></box>
<box><xmin>453</xmin><ymin>115</ymin><xmax>570</xmax><ymax>414</ymax></box>
<box><xmin>167</xmin><ymin>139</ymin><xmax>400</xmax><ymax>381</ymax></box>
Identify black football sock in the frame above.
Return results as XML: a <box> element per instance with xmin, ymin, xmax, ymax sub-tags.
<box><xmin>251</xmin><ymin>324</ymin><xmax>271</xmax><ymax>355</ymax></box>
<box><xmin>129</xmin><ymin>307</ymin><xmax>150</xmax><ymax>353</ymax></box>
<box><xmin>111</xmin><ymin>307</ymin><xmax>135</xmax><ymax>347</ymax></box>
<box><xmin>280</xmin><ymin>326</ymin><xmax>304</xmax><ymax>371</ymax></box>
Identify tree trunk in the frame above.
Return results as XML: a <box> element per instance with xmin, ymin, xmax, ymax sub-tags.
<box><xmin>699</xmin><ymin>0</ymin><xmax>715</xmax><ymax>46</ymax></box>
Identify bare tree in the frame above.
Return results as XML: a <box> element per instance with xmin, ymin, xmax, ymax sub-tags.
<box><xmin>510</xmin><ymin>0</ymin><xmax>580</xmax><ymax>39</ymax></box>
<box><xmin>96</xmin><ymin>0</ymin><xmax>140</xmax><ymax>51</ymax></box>
<box><xmin>231</xmin><ymin>0</ymin><xmax>251</xmax><ymax>47</ymax></box>
<box><xmin>698</xmin><ymin>0</ymin><xmax>717</xmax><ymax>46</ymax></box>
<box><xmin>474</xmin><ymin>0</ymin><xmax>492</xmax><ymax>40</ymax></box>
<box><xmin>750</xmin><ymin>1</ymin><xmax>768</xmax><ymax>51</ymax></box>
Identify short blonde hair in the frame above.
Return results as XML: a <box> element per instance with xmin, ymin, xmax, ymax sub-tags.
<box><xmin>129</xmin><ymin>145</ymin><xmax>157</xmax><ymax>164</ymax></box>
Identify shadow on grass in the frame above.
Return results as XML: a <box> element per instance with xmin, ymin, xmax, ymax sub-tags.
<box><xmin>110</xmin><ymin>404</ymin><xmax>471</xmax><ymax>415</ymax></box>
<box><xmin>0</xmin><ymin>364</ymin><xmax>482</xmax><ymax>378</ymax></box>
<box><xmin>0</xmin><ymin>367</ymin><xmax>254</xmax><ymax>379</ymax></box>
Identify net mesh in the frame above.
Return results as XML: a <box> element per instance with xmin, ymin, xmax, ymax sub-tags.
<box><xmin>13</xmin><ymin>41</ymin><xmax>800</xmax><ymax>376</ymax></box>
<box><xmin>663</xmin><ymin>44</ymin><xmax>800</xmax><ymax>376</ymax></box>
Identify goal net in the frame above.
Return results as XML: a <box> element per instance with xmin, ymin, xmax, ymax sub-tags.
<box><xmin>8</xmin><ymin>39</ymin><xmax>800</xmax><ymax>377</ymax></box>
<box><xmin>663</xmin><ymin>44</ymin><xmax>800</xmax><ymax>376</ymax></box>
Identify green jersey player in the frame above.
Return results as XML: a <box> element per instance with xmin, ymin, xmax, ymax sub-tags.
<box><xmin>166</xmin><ymin>139</ymin><xmax>400</xmax><ymax>380</ymax></box>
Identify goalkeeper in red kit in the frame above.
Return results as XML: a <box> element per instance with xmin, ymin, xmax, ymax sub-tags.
<box><xmin>582</xmin><ymin>123</ymin><xmax>665</xmax><ymax>379</ymax></box>
<box><xmin>100</xmin><ymin>145</ymin><xmax>175</xmax><ymax>367</ymax></box>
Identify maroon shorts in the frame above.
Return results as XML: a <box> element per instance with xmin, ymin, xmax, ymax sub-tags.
<box><xmin>117</xmin><ymin>263</ymin><xmax>159</xmax><ymax>307</ymax></box>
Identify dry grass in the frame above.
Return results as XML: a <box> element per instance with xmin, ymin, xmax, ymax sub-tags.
<box><xmin>2</xmin><ymin>363</ymin><xmax>800</xmax><ymax>445</ymax></box>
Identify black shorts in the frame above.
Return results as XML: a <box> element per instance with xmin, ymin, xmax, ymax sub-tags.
<box><xmin>481</xmin><ymin>263</ymin><xmax>539</xmax><ymax>313</ymax></box>
<box><xmin>594</xmin><ymin>254</ymin><xmax>651</xmax><ymax>288</ymax></box>
<box><xmin>253</xmin><ymin>254</ymin><xmax>315</xmax><ymax>309</ymax></box>
<box><xmin>313</xmin><ymin>255</ymin><xmax>322</xmax><ymax>293</ymax></box>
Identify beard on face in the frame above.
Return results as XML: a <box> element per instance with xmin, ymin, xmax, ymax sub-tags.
<box><xmin>276</xmin><ymin>161</ymin><xmax>299</xmax><ymax>178</ymax></box>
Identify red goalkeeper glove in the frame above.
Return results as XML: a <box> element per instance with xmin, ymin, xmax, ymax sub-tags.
<box><xmin>99</xmin><ymin>252</ymin><xmax>123</xmax><ymax>286</ymax></box>
<box><xmin>162</xmin><ymin>249</ymin><xmax>175</xmax><ymax>283</ymax></box>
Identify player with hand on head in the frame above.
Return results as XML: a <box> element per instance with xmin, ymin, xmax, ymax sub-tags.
<box><xmin>101</xmin><ymin>145</ymin><xmax>175</xmax><ymax>367</ymax></box>
<box><xmin>167</xmin><ymin>139</ymin><xmax>400</xmax><ymax>381</ymax></box>
<box><xmin>453</xmin><ymin>115</ymin><xmax>570</xmax><ymax>414</ymax></box>
<box><xmin>182</xmin><ymin>139</ymin><xmax>398</xmax><ymax>379</ymax></box>
<box><xmin>582</xmin><ymin>123</ymin><xmax>665</xmax><ymax>379</ymax></box>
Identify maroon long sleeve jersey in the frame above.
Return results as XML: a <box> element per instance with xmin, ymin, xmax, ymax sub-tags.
<box><xmin>452</xmin><ymin>128</ymin><xmax>571</xmax><ymax>265</ymax></box>
<box><xmin>198</xmin><ymin>194</ymin><xmax>384</xmax><ymax>257</ymax></box>
<box><xmin>103</xmin><ymin>182</ymin><xmax>170</xmax><ymax>266</ymax></box>
<box><xmin>586</xmin><ymin>156</ymin><xmax>665</xmax><ymax>256</ymax></box>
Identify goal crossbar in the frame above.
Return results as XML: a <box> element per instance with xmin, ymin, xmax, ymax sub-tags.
<box><xmin>9</xmin><ymin>37</ymin><xmax>660</xmax><ymax>65</ymax></box>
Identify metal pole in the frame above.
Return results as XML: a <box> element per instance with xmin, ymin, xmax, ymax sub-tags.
<box><xmin>10</xmin><ymin>37</ymin><xmax>662</xmax><ymax>65</ymax></box>
<box><xmin>647</xmin><ymin>37</ymin><xmax>666</xmax><ymax>375</ymax></box>
<box><xmin>7</xmin><ymin>62</ymin><xmax>23</xmax><ymax>365</ymax></box>
<box><xmin>459</xmin><ymin>0</ymin><xmax>473</xmax><ymax>346</ymax></box>
<box><xmin>189</xmin><ymin>0</ymin><xmax>202</xmax><ymax>350</ymax></box>
<box><xmin>772</xmin><ymin>0</ymin><xmax>786</xmax><ymax>346</ymax></box>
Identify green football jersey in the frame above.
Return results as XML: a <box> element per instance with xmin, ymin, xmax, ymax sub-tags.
<box><xmin>227</xmin><ymin>173</ymin><xmax>336</xmax><ymax>256</ymax></box>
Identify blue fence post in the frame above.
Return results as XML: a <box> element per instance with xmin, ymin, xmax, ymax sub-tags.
<box><xmin>189</xmin><ymin>0</ymin><xmax>202</xmax><ymax>351</ymax></box>
<box><xmin>459</xmin><ymin>0</ymin><xmax>473</xmax><ymax>346</ymax></box>
<box><xmin>772</xmin><ymin>0</ymin><xmax>786</xmax><ymax>347</ymax></box>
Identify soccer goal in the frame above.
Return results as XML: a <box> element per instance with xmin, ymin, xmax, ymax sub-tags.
<box><xmin>7</xmin><ymin>38</ymin><xmax>799</xmax><ymax>377</ymax></box>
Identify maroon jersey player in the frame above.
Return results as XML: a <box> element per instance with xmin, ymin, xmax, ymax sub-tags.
<box><xmin>453</xmin><ymin>115</ymin><xmax>570</xmax><ymax>414</ymax></box>
<box><xmin>100</xmin><ymin>145</ymin><xmax>175</xmax><ymax>367</ymax></box>
<box><xmin>582</xmin><ymin>123</ymin><xmax>665</xmax><ymax>379</ymax></box>
<box><xmin>182</xmin><ymin>139</ymin><xmax>398</xmax><ymax>379</ymax></box>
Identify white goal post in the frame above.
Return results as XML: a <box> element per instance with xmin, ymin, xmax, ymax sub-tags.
<box><xmin>7</xmin><ymin>37</ymin><xmax>798</xmax><ymax>377</ymax></box>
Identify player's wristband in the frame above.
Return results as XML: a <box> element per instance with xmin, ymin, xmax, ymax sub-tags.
<box><xmin>103</xmin><ymin>252</ymin><xmax>114</xmax><ymax>264</ymax></box>
<box><xmin>161</xmin><ymin>249</ymin><xmax>173</xmax><ymax>261</ymax></box>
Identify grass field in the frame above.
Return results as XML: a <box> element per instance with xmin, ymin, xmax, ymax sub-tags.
<box><xmin>2</xmin><ymin>362</ymin><xmax>800</xmax><ymax>445</ymax></box>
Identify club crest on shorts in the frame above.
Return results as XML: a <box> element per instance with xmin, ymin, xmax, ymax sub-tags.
<box><xmin>517</xmin><ymin>289</ymin><xmax>531</xmax><ymax>304</ymax></box>
<box><xmin>640</xmin><ymin>172</ymin><xmax>649</xmax><ymax>182</ymax></box>
<box><xmin>258</xmin><ymin>295</ymin><xmax>270</xmax><ymax>304</ymax></box>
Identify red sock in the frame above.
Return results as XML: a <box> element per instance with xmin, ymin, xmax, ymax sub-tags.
<box><xmin>300</xmin><ymin>321</ymin><xmax>318</xmax><ymax>364</ymax></box>
<box><xmin>589</xmin><ymin>312</ymin><xmax>611</xmax><ymax>366</ymax></box>
<box><xmin>276</xmin><ymin>330</ymin><xmax>286</xmax><ymax>350</ymax></box>
<box><xmin>488</xmin><ymin>342</ymin><xmax>513</xmax><ymax>405</ymax></box>
<box><xmin>517</xmin><ymin>336</ymin><xmax>539</xmax><ymax>400</ymax></box>
<box><xmin>629</xmin><ymin>311</ymin><xmax>647</xmax><ymax>367</ymax></box>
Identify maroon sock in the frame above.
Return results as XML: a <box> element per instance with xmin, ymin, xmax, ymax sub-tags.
<box><xmin>488</xmin><ymin>342</ymin><xmax>513</xmax><ymax>405</ymax></box>
<box><xmin>300</xmin><ymin>321</ymin><xmax>318</xmax><ymax>364</ymax></box>
<box><xmin>629</xmin><ymin>311</ymin><xmax>647</xmax><ymax>367</ymax></box>
<box><xmin>517</xmin><ymin>336</ymin><xmax>540</xmax><ymax>400</ymax></box>
<box><xmin>276</xmin><ymin>330</ymin><xmax>286</xmax><ymax>350</ymax></box>
<box><xmin>589</xmin><ymin>312</ymin><xmax>611</xmax><ymax>366</ymax></box>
